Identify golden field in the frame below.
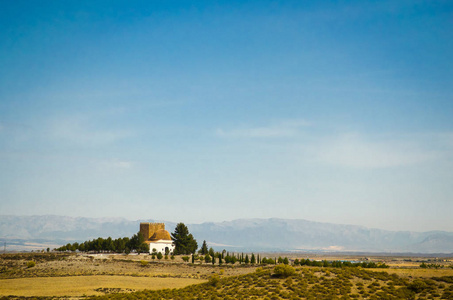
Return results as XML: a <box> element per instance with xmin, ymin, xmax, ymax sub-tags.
<box><xmin>0</xmin><ymin>275</ymin><xmax>205</xmax><ymax>297</ymax></box>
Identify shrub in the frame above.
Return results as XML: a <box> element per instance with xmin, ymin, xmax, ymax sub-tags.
<box><xmin>27</xmin><ymin>261</ymin><xmax>36</xmax><ymax>268</ymax></box>
<box><xmin>182</xmin><ymin>256</ymin><xmax>190</xmax><ymax>262</ymax></box>
<box><xmin>273</xmin><ymin>264</ymin><xmax>295</xmax><ymax>278</ymax></box>
<box><xmin>208</xmin><ymin>274</ymin><xmax>220</xmax><ymax>287</ymax></box>
<box><xmin>140</xmin><ymin>260</ymin><xmax>148</xmax><ymax>266</ymax></box>
<box><xmin>407</xmin><ymin>280</ymin><xmax>427</xmax><ymax>293</ymax></box>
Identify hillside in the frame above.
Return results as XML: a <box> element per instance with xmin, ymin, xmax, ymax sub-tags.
<box><xmin>1</xmin><ymin>215</ymin><xmax>452</xmax><ymax>253</ymax></box>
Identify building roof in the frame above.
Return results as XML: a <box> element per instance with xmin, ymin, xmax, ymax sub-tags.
<box><xmin>150</xmin><ymin>229</ymin><xmax>172</xmax><ymax>241</ymax></box>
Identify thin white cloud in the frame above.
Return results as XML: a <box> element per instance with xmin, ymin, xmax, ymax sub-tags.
<box><xmin>48</xmin><ymin>114</ymin><xmax>131</xmax><ymax>146</ymax></box>
<box><xmin>307</xmin><ymin>132</ymin><xmax>451</xmax><ymax>169</ymax></box>
<box><xmin>217</xmin><ymin>118</ymin><xmax>452</xmax><ymax>170</ymax></box>
<box><xmin>100</xmin><ymin>159</ymin><xmax>133</xmax><ymax>169</ymax></box>
<box><xmin>216</xmin><ymin>119</ymin><xmax>311</xmax><ymax>138</ymax></box>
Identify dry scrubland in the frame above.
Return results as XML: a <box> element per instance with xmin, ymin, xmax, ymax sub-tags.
<box><xmin>0</xmin><ymin>253</ymin><xmax>452</xmax><ymax>299</ymax></box>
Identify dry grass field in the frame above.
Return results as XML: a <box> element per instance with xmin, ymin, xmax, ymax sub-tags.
<box><xmin>0</xmin><ymin>275</ymin><xmax>205</xmax><ymax>297</ymax></box>
<box><xmin>1</xmin><ymin>252</ymin><xmax>452</xmax><ymax>299</ymax></box>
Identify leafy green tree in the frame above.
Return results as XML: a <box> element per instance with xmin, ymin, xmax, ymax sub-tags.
<box><xmin>209</xmin><ymin>247</ymin><xmax>215</xmax><ymax>257</ymax></box>
<box><xmin>171</xmin><ymin>223</ymin><xmax>198</xmax><ymax>255</ymax></box>
<box><xmin>204</xmin><ymin>254</ymin><xmax>211</xmax><ymax>263</ymax></box>
<box><xmin>104</xmin><ymin>237</ymin><xmax>114</xmax><ymax>252</ymax></box>
<box><xmin>129</xmin><ymin>232</ymin><xmax>146</xmax><ymax>252</ymax></box>
<box><xmin>139</xmin><ymin>242</ymin><xmax>150</xmax><ymax>253</ymax></box>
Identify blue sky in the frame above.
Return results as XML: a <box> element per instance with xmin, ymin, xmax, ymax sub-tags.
<box><xmin>1</xmin><ymin>0</ymin><xmax>452</xmax><ymax>231</ymax></box>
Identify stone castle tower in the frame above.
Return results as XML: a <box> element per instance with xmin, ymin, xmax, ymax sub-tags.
<box><xmin>140</xmin><ymin>222</ymin><xmax>172</xmax><ymax>242</ymax></box>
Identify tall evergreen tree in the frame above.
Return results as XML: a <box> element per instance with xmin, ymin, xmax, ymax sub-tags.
<box><xmin>171</xmin><ymin>223</ymin><xmax>198</xmax><ymax>255</ymax></box>
<box><xmin>200</xmin><ymin>240</ymin><xmax>208</xmax><ymax>255</ymax></box>
<box><xmin>251</xmin><ymin>253</ymin><xmax>256</xmax><ymax>264</ymax></box>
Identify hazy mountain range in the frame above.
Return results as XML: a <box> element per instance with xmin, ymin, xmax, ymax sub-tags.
<box><xmin>1</xmin><ymin>215</ymin><xmax>452</xmax><ymax>254</ymax></box>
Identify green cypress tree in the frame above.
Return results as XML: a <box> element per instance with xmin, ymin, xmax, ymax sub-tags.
<box><xmin>200</xmin><ymin>240</ymin><xmax>208</xmax><ymax>255</ymax></box>
<box><xmin>251</xmin><ymin>253</ymin><xmax>256</xmax><ymax>264</ymax></box>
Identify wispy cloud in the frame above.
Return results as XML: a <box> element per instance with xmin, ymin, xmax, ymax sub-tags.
<box><xmin>306</xmin><ymin>132</ymin><xmax>452</xmax><ymax>169</ymax></box>
<box><xmin>217</xmin><ymin>119</ymin><xmax>452</xmax><ymax>170</ymax></box>
<box><xmin>48</xmin><ymin>114</ymin><xmax>131</xmax><ymax>147</ymax></box>
<box><xmin>100</xmin><ymin>159</ymin><xmax>133</xmax><ymax>169</ymax></box>
<box><xmin>216</xmin><ymin>119</ymin><xmax>311</xmax><ymax>138</ymax></box>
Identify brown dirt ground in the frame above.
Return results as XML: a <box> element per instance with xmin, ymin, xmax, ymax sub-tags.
<box><xmin>1</xmin><ymin>253</ymin><xmax>259</xmax><ymax>279</ymax></box>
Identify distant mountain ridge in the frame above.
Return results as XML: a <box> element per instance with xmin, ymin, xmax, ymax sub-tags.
<box><xmin>0</xmin><ymin>215</ymin><xmax>452</xmax><ymax>254</ymax></box>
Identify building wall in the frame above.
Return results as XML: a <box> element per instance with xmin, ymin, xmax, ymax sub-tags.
<box><xmin>148</xmin><ymin>241</ymin><xmax>175</xmax><ymax>254</ymax></box>
<box><xmin>140</xmin><ymin>222</ymin><xmax>165</xmax><ymax>240</ymax></box>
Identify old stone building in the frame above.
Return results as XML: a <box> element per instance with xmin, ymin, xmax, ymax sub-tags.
<box><xmin>139</xmin><ymin>222</ymin><xmax>175</xmax><ymax>254</ymax></box>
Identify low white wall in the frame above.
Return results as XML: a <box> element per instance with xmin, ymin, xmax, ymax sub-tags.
<box><xmin>148</xmin><ymin>241</ymin><xmax>175</xmax><ymax>254</ymax></box>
